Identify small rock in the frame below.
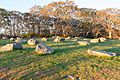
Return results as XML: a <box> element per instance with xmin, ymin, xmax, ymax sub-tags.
<box><xmin>41</xmin><ymin>37</ymin><xmax>48</xmax><ymax>41</ymax></box>
<box><xmin>0</xmin><ymin>42</ymin><xmax>23</xmax><ymax>52</ymax></box>
<box><xmin>2</xmin><ymin>37</ymin><xmax>8</xmax><ymax>40</ymax></box>
<box><xmin>99</xmin><ymin>37</ymin><xmax>106</xmax><ymax>42</ymax></box>
<box><xmin>10</xmin><ymin>38</ymin><xmax>14</xmax><ymax>41</ymax></box>
<box><xmin>27</xmin><ymin>38</ymin><xmax>39</xmax><ymax>46</ymax></box>
<box><xmin>53</xmin><ymin>36</ymin><xmax>65</xmax><ymax>42</ymax></box>
<box><xmin>78</xmin><ymin>41</ymin><xmax>89</xmax><ymax>46</ymax></box>
<box><xmin>90</xmin><ymin>39</ymin><xmax>99</xmax><ymax>43</ymax></box>
<box><xmin>52</xmin><ymin>36</ymin><xmax>57</xmax><ymax>39</ymax></box>
<box><xmin>75</xmin><ymin>37</ymin><xmax>79</xmax><ymax>39</ymax></box>
<box><xmin>35</xmin><ymin>42</ymin><xmax>54</xmax><ymax>54</ymax></box>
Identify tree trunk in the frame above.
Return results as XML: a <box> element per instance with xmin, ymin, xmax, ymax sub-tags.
<box><xmin>108</xmin><ymin>31</ymin><xmax>112</xmax><ymax>39</ymax></box>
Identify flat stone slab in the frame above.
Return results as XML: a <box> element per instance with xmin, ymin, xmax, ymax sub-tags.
<box><xmin>87</xmin><ymin>50</ymin><xmax>117</xmax><ymax>57</ymax></box>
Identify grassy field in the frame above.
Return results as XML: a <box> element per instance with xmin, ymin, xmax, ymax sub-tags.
<box><xmin>0</xmin><ymin>38</ymin><xmax>120</xmax><ymax>80</ymax></box>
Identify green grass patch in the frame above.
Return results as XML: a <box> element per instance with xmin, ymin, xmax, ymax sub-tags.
<box><xmin>0</xmin><ymin>38</ymin><xmax>120</xmax><ymax>80</ymax></box>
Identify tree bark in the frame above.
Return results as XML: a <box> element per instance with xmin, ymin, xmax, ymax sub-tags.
<box><xmin>108</xmin><ymin>31</ymin><xmax>112</xmax><ymax>39</ymax></box>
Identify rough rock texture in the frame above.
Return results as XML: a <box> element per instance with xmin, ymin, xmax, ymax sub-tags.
<box><xmin>41</xmin><ymin>37</ymin><xmax>48</xmax><ymax>41</ymax></box>
<box><xmin>53</xmin><ymin>36</ymin><xmax>65</xmax><ymax>42</ymax></box>
<box><xmin>65</xmin><ymin>36</ymin><xmax>71</xmax><ymax>40</ymax></box>
<box><xmin>87</xmin><ymin>50</ymin><xmax>117</xmax><ymax>57</ymax></box>
<box><xmin>27</xmin><ymin>38</ymin><xmax>39</xmax><ymax>46</ymax></box>
<box><xmin>35</xmin><ymin>42</ymin><xmax>54</xmax><ymax>54</ymax></box>
<box><xmin>78</xmin><ymin>41</ymin><xmax>89</xmax><ymax>46</ymax></box>
<box><xmin>0</xmin><ymin>42</ymin><xmax>23</xmax><ymax>52</ymax></box>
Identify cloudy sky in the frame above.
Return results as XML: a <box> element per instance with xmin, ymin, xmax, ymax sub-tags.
<box><xmin>0</xmin><ymin>0</ymin><xmax>120</xmax><ymax>12</ymax></box>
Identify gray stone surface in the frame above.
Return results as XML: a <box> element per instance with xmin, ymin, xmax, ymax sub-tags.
<box><xmin>35</xmin><ymin>42</ymin><xmax>54</xmax><ymax>54</ymax></box>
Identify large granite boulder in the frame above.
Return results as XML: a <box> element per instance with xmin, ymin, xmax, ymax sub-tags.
<box><xmin>41</xmin><ymin>37</ymin><xmax>48</xmax><ymax>41</ymax></box>
<box><xmin>53</xmin><ymin>36</ymin><xmax>65</xmax><ymax>42</ymax></box>
<box><xmin>78</xmin><ymin>41</ymin><xmax>89</xmax><ymax>46</ymax></box>
<box><xmin>27</xmin><ymin>38</ymin><xmax>39</xmax><ymax>46</ymax></box>
<box><xmin>35</xmin><ymin>42</ymin><xmax>54</xmax><ymax>54</ymax></box>
<box><xmin>87</xmin><ymin>50</ymin><xmax>117</xmax><ymax>57</ymax></box>
<box><xmin>0</xmin><ymin>42</ymin><xmax>23</xmax><ymax>52</ymax></box>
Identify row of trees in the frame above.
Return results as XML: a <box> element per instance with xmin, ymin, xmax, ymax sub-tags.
<box><xmin>0</xmin><ymin>0</ymin><xmax>120</xmax><ymax>39</ymax></box>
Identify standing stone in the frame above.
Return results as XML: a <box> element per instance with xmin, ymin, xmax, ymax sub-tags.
<box><xmin>27</xmin><ymin>38</ymin><xmax>39</xmax><ymax>46</ymax></box>
<box><xmin>75</xmin><ymin>37</ymin><xmax>79</xmax><ymax>39</ymax></box>
<box><xmin>0</xmin><ymin>42</ymin><xmax>23</xmax><ymax>52</ymax></box>
<box><xmin>35</xmin><ymin>42</ymin><xmax>54</xmax><ymax>54</ymax></box>
<box><xmin>66</xmin><ymin>36</ymin><xmax>71</xmax><ymax>40</ymax></box>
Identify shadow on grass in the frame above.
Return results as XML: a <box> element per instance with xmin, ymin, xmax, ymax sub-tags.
<box><xmin>20</xmin><ymin>55</ymin><xmax>89</xmax><ymax>80</ymax></box>
<box><xmin>103</xmin><ymin>47</ymin><xmax>120</xmax><ymax>56</ymax></box>
<box><xmin>53</xmin><ymin>44</ymin><xmax>94</xmax><ymax>56</ymax></box>
<box><xmin>96</xmin><ymin>40</ymin><xmax>120</xmax><ymax>47</ymax></box>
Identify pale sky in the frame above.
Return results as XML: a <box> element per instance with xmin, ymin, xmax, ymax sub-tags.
<box><xmin>0</xmin><ymin>0</ymin><xmax>120</xmax><ymax>12</ymax></box>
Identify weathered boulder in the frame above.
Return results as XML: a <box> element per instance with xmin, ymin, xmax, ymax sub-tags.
<box><xmin>99</xmin><ymin>37</ymin><xmax>106</xmax><ymax>42</ymax></box>
<box><xmin>53</xmin><ymin>36</ymin><xmax>65</xmax><ymax>42</ymax></box>
<box><xmin>27</xmin><ymin>38</ymin><xmax>39</xmax><ymax>46</ymax></box>
<box><xmin>0</xmin><ymin>42</ymin><xmax>23</xmax><ymax>52</ymax></box>
<box><xmin>87</xmin><ymin>50</ymin><xmax>117</xmax><ymax>57</ymax></box>
<box><xmin>78</xmin><ymin>41</ymin><xmax>89</xmax><ymax>46</ymax></box>
<box><xmin>41</xmin><ymin>37</ymin><xmax>48</xmax><ymax>41</ymax></box>
<box><xmin>35</xmin><ymin>42</ymin><xmax>54</xmax><ymax>54</ymax></box>
<box><xmin>90</xmin><ymin>39</ymin><xmax>99</xmax><ymax>43</ymax></box>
